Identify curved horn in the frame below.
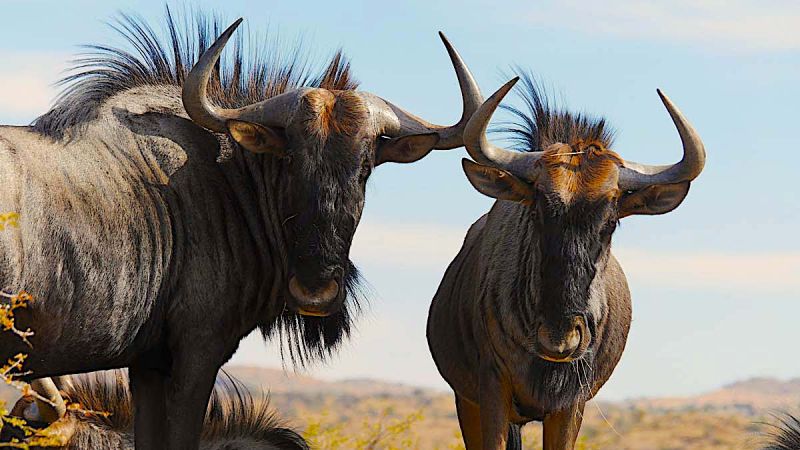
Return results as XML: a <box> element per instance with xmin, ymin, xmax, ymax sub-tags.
<box><xmin>182</xmin><ymin>19</ymin><xmax>243</xmax><ymax>132</ymax></box>
<box><xmin>182</xmin><ymin>19</ymin><xmax>304</xmax><ymax>132</ymax></box>
<box><xmin>369</xmin><ymin>32</ymin><xmax>484</xmax><ymax>149</ymax></box>
<box><xmin>618</xmin><ymin>89</ymin><xmax>706</xmax><ymax>190</ymax></box>
<box><xmin>463</xmin><ymin>77</ymin><xmax>543</xmax><ymax>180</ymax></box>
<box><xmin>30</xmin><ymin>378</ymin><xmax>67</xmax><ymax>423</ymax></box>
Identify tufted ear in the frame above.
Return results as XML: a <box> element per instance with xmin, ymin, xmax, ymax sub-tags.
<box><xmin>376</xmin><ymin>133</ymin><xmax>440</xmax><ymax>165</ymax></box>
<box><xmin>462</xmin><ymin>159</ymin><xmax>535</xmax><ymax>203</ymax></box>
<box><xmin>226</xmin><ymin>119</ymin><xmax>287</xmax><ymax>156</ymax></box>
<box><xmin>618</xmin><ymin>182</ymin><xmax>690</xmax><ymax>218</ymax></box>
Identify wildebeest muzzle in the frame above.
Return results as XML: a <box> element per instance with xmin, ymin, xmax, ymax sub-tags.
<box><xmin>533</xmin><ymin>315</ymin><xmax>591</xmax><ymax>363</ymax></box>
<box><xmin>288</xmin><ymin>273</ymin><xmax>341</xmax><ymax>317</ymax></box>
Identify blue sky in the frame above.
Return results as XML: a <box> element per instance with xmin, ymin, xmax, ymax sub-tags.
<box><xmin>1</xmin><ymin>0</ymin><xmax>798</xmax><ymax>400</ymax></box>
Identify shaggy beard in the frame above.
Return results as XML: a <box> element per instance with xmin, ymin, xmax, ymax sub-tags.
<box><xmin>261</xmin><ymin>261</ymin><xmax>367</xmax><ymax>368</ymax></box>
<box><xmin>528</xmin><ymin>351</ymin><xmax>595</xmax><ymax>412</ymax></box>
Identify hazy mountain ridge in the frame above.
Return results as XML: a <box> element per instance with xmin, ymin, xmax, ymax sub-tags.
<box><xmin>223</xmin><ymin>366</ymin><xmax>800</xmax><ymax>412</ymax></box>
<box><xmin>224</xmin><ymin>366</ymin><xmax>435</xmax><ymax>398</ymax></box>
<box><xmin>623</xmin><ymin>376</ymin><xmax>800</xmax><ymax>413</ymax></box>
<box><xmin>3</xmin><ymin>366</ymin><xmax>798</xmax><ymax>413</ymax></box>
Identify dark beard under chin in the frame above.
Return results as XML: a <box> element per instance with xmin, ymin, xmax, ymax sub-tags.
<box><xmin>527</xmin><ymin>351</ymin><xmax>595</xmax><ymax>411</ymax></box>
<box><xmin>262</xmin><ymin>260</ymin><xmax>368</xmax><ymax>368</ymax></box>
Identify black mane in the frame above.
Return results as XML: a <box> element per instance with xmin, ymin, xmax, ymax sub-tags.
<box><xmin>762</xmin><ymin>413</ymin><xmax>800</xmax><ymax>450</ymax></box>
<box><xmin>499</xmin><ymin>69</ymin><xmax>614</xmax><ymax>151</ymax></box>
<box><xmin>62</xmin><ymin>370</ymin><xmax>309</xmax><ymax>449</ymax></box>
<box><xmin>33</xmin><ymin>7</ymin><xmax>358</xmax><ymax>139</ymax></box>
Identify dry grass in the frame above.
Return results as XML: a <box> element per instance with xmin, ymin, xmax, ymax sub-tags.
<box><xmin>264</xmin><ymin>391</ymin><xmax>778</xmax><ymax>450</ymax></box>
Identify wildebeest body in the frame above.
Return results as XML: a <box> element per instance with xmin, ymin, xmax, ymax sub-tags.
<box><xmin>0</xmin><ymin>9</ymin><xmax>485</xmax><ymax>449</ymax></box>
<box><xmin>428</xmin><ymin>72</ymin><xmax>705</xmax><ymax>449</ymax></box>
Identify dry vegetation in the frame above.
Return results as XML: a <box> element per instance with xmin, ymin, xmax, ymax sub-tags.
<box><xmin>0</xmin><ymin>291</ymin><xmax>62</xmax><ymax>449</ymax></box>
<box><xmin>227</xmin><ymin>367</ymin><xmax>797</xmax><ymax>450</ymax></box>
<box><xmin>0</xmin><ymin>212</ymin><xmax>64</xmax><ymax>447</ymax></box>
<box><xmin>268</xmin><ymin>390</ymin><xmax>770</xmax><ymax>449</ymax></box>
<box><xmin>0</xmin><ymin>363</ymin><xmax>796</xmax><ymax>449</ymax></box>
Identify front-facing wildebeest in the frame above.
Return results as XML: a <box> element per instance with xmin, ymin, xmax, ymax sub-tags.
<box><xmin>3</xmin><ymin>371</ymin><xmax>308</xmax><ymax>450</ymax></box>
<box><xmin>427</xmin><ymin>74</ymin><xmax>706</xmax><ymax>449</ymax></box>
<box><xmin>0</xmin><ymin>11</ymin><xmax>483</xmax><ymax>450</ymax></box>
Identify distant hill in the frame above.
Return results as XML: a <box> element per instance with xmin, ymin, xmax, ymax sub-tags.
<box><xmin>626</xmin><ymin>377</ymin><xmax>800</xmax><ymax>413</ymax></box>
<box><xmin>224</xmin><ymin>366</ymin><xmax>800</xmax><ymax>413</ymax></box>
<box><xmin>224</xmin><ymin>366</ymin><xmax>433</xmax><ymax>398</ymax></box>
<box><xmin>3</xmin><ymin>366</ymin><xmax>799</xmax><ymax>414</ymax></box>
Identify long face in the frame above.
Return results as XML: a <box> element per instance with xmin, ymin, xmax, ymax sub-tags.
<box><xmin>262</xmin><ymin>90</ymin><xmax>373</xmax><ymax>317</ymax></box>
<box><xmin>227</xmin><ymin>89</ymin><xmax>442</xmax><ymax>316</ymax></box>
<box><xmin>529</xmin><ymin>142</ymin><xmax>622</xmax><ymax>363</ymax></box>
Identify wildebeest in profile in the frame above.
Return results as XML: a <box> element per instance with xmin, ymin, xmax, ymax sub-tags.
<box><xmin>0</xmin><ymin>9</ymin><xmax>483</xmax><ymax>449</ymax></box>
<box><xmin>3</xmin><ymin>371</ymin><xmax>308</xmax><ymax>450</ymax></box>
<box><xmin>427</xmin><ymin>73</ymin><xmax>706</xmax><ymax>449</ymax></box>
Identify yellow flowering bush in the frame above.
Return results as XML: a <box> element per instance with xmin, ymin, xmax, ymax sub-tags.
<box><xmin>0</xmin><ymin>214</ymin><xmax>63</xmax><ymax>448</ymax></box>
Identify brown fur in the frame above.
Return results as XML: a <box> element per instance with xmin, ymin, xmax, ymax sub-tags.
<box><xmin>540</xmin><ymin>141</ymin><xmax>623</xmax><ymax>204</ymax></box>
<box><xmin>299</xmin><ymin>90</ymin><xmax>368</xmax><ymax>140</ymax></box>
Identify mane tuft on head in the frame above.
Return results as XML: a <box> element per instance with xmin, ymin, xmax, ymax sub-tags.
<box><xmin>761</xmin><ymin>413</ymin><xmax>800</xmax><ymax>450</ymax></box>
<box><xmin>32</xmin><ymin>6</ymin><xmax>358</xmax><ymax>139</ymax></box>
<box><xmin>496</xmin><ymin>69</ymin><xmax>614</xmax><ymax>152</ymax></box>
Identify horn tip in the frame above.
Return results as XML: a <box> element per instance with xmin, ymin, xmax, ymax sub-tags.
<box><xmin>656</xmin><ymin>88</ymin><xmax>681</xmax><ymax>112</ymax></box>
<box><xmin>223</xmin><ymin>18</ymin><xmax>244</xmax><ymax>38</ymax></box>
<box><xmin>498</xmin><ymin>77</ymin><xmax>520</xmax><ymax>96</ymax></box>
<box><xmin>438</xmin><ymin>31</ymin><xmax>455</xmax><ymax>52</ymax></box>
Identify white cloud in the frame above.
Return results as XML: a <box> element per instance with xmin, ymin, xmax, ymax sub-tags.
<box><xmin>522</xmin><ymin>0</ymin><xmax>800</xmax><ymax>51</ymax></box>
<box><xmin>351</xmin><ymin>220</ymin><xmax>466</xmax><ymax>269</ymax></box>
<box><xmin>615</xmin><ymin>248</ymin><xmax>799</xmax><ymax>294</ymax></box>
<box><xmin>0</xmin><ymin>51</ymin><xmax>68</xmax><ymax>121</ymax></box>
<box><xmin>352</xmin><ymin>220</ymin><xmax>799</xmax><ymax>294</ymax></box>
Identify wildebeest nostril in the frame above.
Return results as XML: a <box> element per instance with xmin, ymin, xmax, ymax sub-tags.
<box><xmin>535</xmin><ymin>316</ymin><xmax>587</xmax><ymax>362</ymax></box>
<box><xmin>537</xmin><ymin>326</ymin><xmax>579</xmax><ymax>354</ymax></box>
<box><xmin>288</xmin><ymin>276</ymin><xmax>339</xmax><ymax>317</ymax></box>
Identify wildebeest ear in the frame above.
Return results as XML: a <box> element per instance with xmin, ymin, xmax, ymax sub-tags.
<box><xmin>226</xmin><ymin>119</ymin><xmax>287</xmax><ymax>156</ymax></box>
<box><xmin>462</xmin><ymin>159</ymin><xmax>535</xmax><ymax>203</ymax></box>
<box><xmin>376</xmin><ymin>133</ymin><xmax>440</xmax><ymax>165</ymax></box>
<box><xmin>618</xmin><ymin>182</ymin><xmax>690</xmax><ymax>218</ymax></box>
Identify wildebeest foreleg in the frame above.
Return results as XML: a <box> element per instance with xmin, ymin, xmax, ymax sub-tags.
<box><xmin>129</xmin><ymin>365</ymin><xmax>168</xmax><ymax>449</ymax></box>
<box><xmin>542</xmin><ymin>401</ymin><xmax>585</xmax><ymax>450</ymax></box>
<box><xmin>478</xmin><ymin>369</ymin><xmax>513</xmax><ymax>450</ymax></box>
<box><xmin>164</xmin><ymin>342</ymin><xmax>226</xmax><ymax>450</ymax></box>
<box><xmin>455</xmin><ymin>393</ymin><xmax>482</xmax><ymax>448</ymax></box>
